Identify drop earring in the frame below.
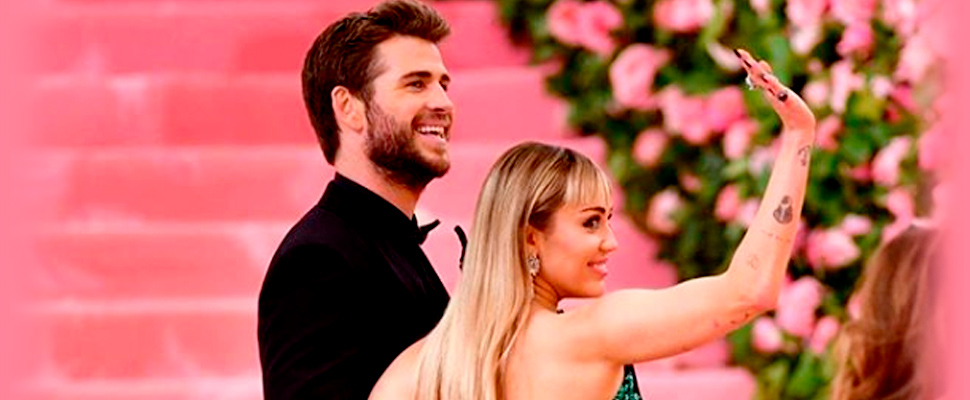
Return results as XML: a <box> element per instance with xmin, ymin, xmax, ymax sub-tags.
<box><xmin>527</xmin><ymin>255</ymin><xmax>541</xmax><ymax>277</ymax></box>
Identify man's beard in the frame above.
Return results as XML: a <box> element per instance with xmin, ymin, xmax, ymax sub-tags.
<box><xmin>365</xmin><ymin>103</ymin><xmax>450</xmax><ymax>191</ymax></box>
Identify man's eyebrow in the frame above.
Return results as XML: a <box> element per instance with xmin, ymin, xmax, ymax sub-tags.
<box><xmin>400</xmin><ymin>71</ymin><xmax>451</xmax><ymax>83</ymax></box>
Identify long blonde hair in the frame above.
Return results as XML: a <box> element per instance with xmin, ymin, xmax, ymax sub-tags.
<box><xmin>831</xmin><ymin>226</ymin><xmax>940</xmax><ymax>400</ymax></box>
<box><xmin>413</xmin><ymin>142</ymin><xmax>612</xmax><ymax>400</ymax></box>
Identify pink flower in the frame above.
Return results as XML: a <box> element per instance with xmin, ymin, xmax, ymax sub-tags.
<box><xmin>839</xmin><ymin>214</ymin><xmax>873</xmax><ymax>236</ymax></box>
<box><xmin>547</xmin><ymin>0</ymin><xmax>622</xmax><ymax>56</ymax></box>
<box><xmin>748</xmin><ymin>140</ymin><xmax>781</xmax><ymax>176</ymax></box>
<box><xmin>890</xmin><ymin>85</ymin><xmax>918</xmax><ymax>113</ymax></box>
<box><xmin>610</xmin><ymin>44</ymin><xmax>671</xmax><ymax>110</ymax></box>
<box><xmin>870</xmin><ymin>76</ymin><xmax>894</xmax><ymax>99</ymax></box>
<box><xmin>815</xmin><ymin>115</ymin><xmax>842</xmax><ymax>151</ymax></box>
<box><xmin>830</xmin><ymin>0</ymin><xmax>877</xmax><ymax>24</ymax></box>
<box><xmin>723</xmin><ymin>119</ymin><xmax>757</xmax><ymax>159</ymax></box>
<box><xmin>680</xmin><ymin>172</ymin><xmax>702</xmax><ymax>193</ymax></box>
<box><xmin>806</xmin><ymin>229</ymin><xmax>861</xmax><ymax>269</ymax></box>
<box><xmin>802</xmin><ymin>80</ymin><xmax>830</xmax><ymax>108</ymax></box>
<box><xmin>848</xmin><ymin>164</ymin><xmax>871</xmax><ymax>182</ymax></box>
<box><xmin>871</xmin><ymin>137</ymin><xmax>912</xmax><ymax>186</ymax></box>
<box><xmin>830</xmin><ymin>60</ymin><xmax>865</xmax><ymax>114</ymax></box>
<box><xmin>736</xmin><ymin>199</ymin><xmax>760</xmax><ymax>227</ymax></box>
<box><xmin>547</xmin><ymin>0</ymin><xmax>585</xmax><ymax>46</ymax></box>
<box><xmin>918</xmin><ymin>125</ymin><xmax>945</xmax><ymax>171</ymax></box>
<box><xmin>577</xmin><ymin>1</ymin><xmax>624</xmax><ymax>56</ymax></box>
<box><xmin>786</xmin><ymin>0</ymin><xmax>828</xmax><ymax>29</ymax></box>
<box><xmin>659</xmin><ymin>87</ymin><xmax>713</xmax><ymax>144</ymax></box>
<box><xmin>808</xmin><ymin>316</ymin><xmax>841</xmax><ymax>354</ymax></box>
<box><xmin>704</xmin><ymin>87</ymin><xmax>748</xmax><ymax>132</ymax></box>
<box><xmin>752</xmin><ymin>317</ymin><xmax>784</xmax><ymax>353</ymax></box>
<box><xmin>791</xmin><ymin>25</ymin><xmax>823</xmax><ymax>55</ymax></box>
<box><xmin>646</xmin><ymin>189</ymin><xmax>683</xmax><ymax>235</ymax></box>
<box><xmin>776</xmin><ymin>277</ymin><xmax>824</xmax><ymax>339</ymax></box>
<box><xmin>653</xmin><ymin>0</ymin><xmax>715</xmax><ymax>33</ymax></box>
<box><xmin>715</xmin><ymin>184</ymin><xmax>741</xmax><ymax>222</ymax></box>
<box><xmin>837</xmin><ymin>22</ymin><xmax>875</xmax><ymax>57</ymax></box>
<box><xmin>895</xmin><ymin>33</ymin><xmax>938</xmax><ymax>83</ymax></box>
<box><xmin>705</xmin><ymin>41</ymin><xmax>742</xmax><ymax>71</ymax></box>
<box><xmin>882</xmin><ymin>0</ymin><xmax>918</xmax><ymax>37</ymax></box>
<box><xmin>633</xmin><ymin>129</ymin><xmax>669</xmax><ymax>167</ymax></box>
<box><xmin>750</xmin><ymin>0</ymin><xmax>772</xmax><ymax>16</ymax></box>
<box><xmin>886</xmin><ymin>187</ymin><xmax>915</xmax><ymax>218</ymax></box>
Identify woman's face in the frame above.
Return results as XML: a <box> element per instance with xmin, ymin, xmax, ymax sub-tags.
<box><xmin>531</xmin><ymin>198</ymin><xmax>619</xmax><ymax>298</ymax></box>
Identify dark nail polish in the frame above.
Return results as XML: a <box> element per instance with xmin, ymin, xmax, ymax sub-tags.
<box><xmin>778</xmin><ymin>92</ymin><xmax>788</xmax><ymax>102</ymax></box>
<box><xmin>733</xmin><ymin>48</ymin><xmax>742</xmax><ymax>58</ymax></box>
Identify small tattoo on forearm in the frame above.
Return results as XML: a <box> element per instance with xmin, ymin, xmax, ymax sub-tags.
<box><xmin>773</xmin><ymin>196</ymin><xmax>794</xmax><ymax>224</ymax></box>
<box><xmin>759</xmin><ymin>228</ymin><xmax>793</xmax><ymax>244</ymax></box>
<box><xmin>798</xmin><ymin>146</ymin><xmax>811</xmax><ymax>166</ymax></box>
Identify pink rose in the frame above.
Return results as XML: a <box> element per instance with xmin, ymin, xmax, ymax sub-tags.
<box><xmin>659</xmin><ymin>87</ymin><xmax>712</xmax><ymax>144</ymax></box>
<box><xmin>872</xmin><ymin>137</ymin><xmax>912</xmax><ymax>186</ymax></box>
<box><xmin>805</xmin><ymin>229</ymin><xmax>861</xmax><ymax>269</ymax></box>
<box><xmin>752</xmin><ymin>317</ymin><xmax>784</xmax><ymax>354</ymax></box>
<box><xmin>750</xmin><ymin>0</ymin><xmax>772</xmax><ymax>16</ymax></box>
<box><xmin>610</xmin><ymin>44</ymin><xmax>671</xmax><ymax>110</ymax></box>
<box><xmin>715</xmin><ymin>184</ymin><xmax>741</xmax><ymax>222</ymax></box>
<box><xmin>680</xmin><ymin>172</ymin><xmax>702</xmax><ymax>193</ymax></box>
<box><xmin>918</xmin><ymin>125</ymin><xmax>944</xmax><ymax>171</ymax></box>
<box><xmin>837</xmin><ymin>22</ymin><xmax>875</xmax><ymax>57</ymax></box>
<box><xmin>748</xmin><ymin>139</ymin><xmax>781</xmax><ymax>176</ymax></box>
<box><xmin>736</xmin><ymin>199</ymin><xmax>760</xmax><ymax>227</ymax></box>
<box><xmin>547</xmin><ymin>0</ymin><xmax>622</xmax><ymax>56</ymax></box>
<box><xmin>633</xmin><ymin>129</ymin><xmax>669</xmax><ymax>167</ymax></box>
<box><xmin>895</xmin><ymin>33</ymin><xmax>938</xmax><ymax>83</ymax></box>
<box><xmin>830</xmin><ymin>0</ymin><xmax>877</xmax><ymax>24</ymax></box>
<box><xmin>882</xmin><ymin>0</ymin><xmax>918</xmax><ymax>37</ymax></box>
<box><xmin>870</xmin><ymin>76</ymin><xmax>894</xmax><ymax>99</ymax></box>
<box><xmin>886</xmin><ymin>187</ymin><xmax>915</xmax><ymax>218</ymax></box>
<box><xmin>786</xmin><ymin>0</ymin><xmax>828</xmax><ymax>29</ymax></box>
<box><xmin>791</xmin><ymin>25</ymin><xmax>823</xmax><ymax>55</ymax></box>
<box><xmin>802</xmin><ymin>80</ymin><xmax>830</xmax><ymax>109</ymax></box>
<box><xmin>653</xmin><ymin>0</ymin><xmax>715</xmax><ymax>33</ymax></box>
<box><xmin>808</xmin><ymin>316</ymin><xmax>841</xmax><ymax>354</ymax></box>
<box><xmin>830</xmin><ymin>60</ymin><xmax>865</xmax><ymax>114</ymax></box>
<box><xmin>815</xmin><ymin>115</ymin><xmax>842</xmax><ymax>151</ymax></box>
<box><xmin>577</xmin><ymin>1</ymin><xmax>624</xmax><ymax>56</ymax></box>
<box><xmin>647</xmin><ymin>189</ymin><xmax>683</xmax><ymax>235</ymax></box>
<box><xmin>848</xmin><ymin>163</ymin><xmax>871</xmax><ymax>182</ymax></box>
<box><xmin>547</xmin><ymin>0</ymin><xmax>585</xmax><ymax>46</ymax></box>
<box><xmin>723</xmin><ymin>119</ymin><xmax>757</xmax><ymax>159</ymax></box>
<box><xmin>890</xmin><ymin>85</ymin><xmax>918</xmax><ymax>113</ymax></box>
<box><xmin>704</xmin><ymin>87</ymin><xmax>748</xmax><ymax>133</ymax></box>
<box><xmin>705</xmin><ymin>41</ymin><xmax>742</xmax><ymax>71</ymax></box>
<box><xmin>839</xmin><ymin>214</ymin><xmax>873</xmax><ymax>236</ymax></box>
<box><xmin>776</xmin><ymin>277</ymin><xmax>824</xmax><ymax>339</ymax></box>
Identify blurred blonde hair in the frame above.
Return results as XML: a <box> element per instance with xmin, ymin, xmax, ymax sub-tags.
<box><xmin>831</xmin><ymin>226</ymin><xmax>940</xmax><ymax>400</ymax></box>
<box><xmin>413</xmin><ymin>142</ymin><xmax>612</xmax><ymax>400</ymax></box>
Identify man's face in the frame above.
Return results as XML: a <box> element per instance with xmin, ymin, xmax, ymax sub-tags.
<box><xmin>365</xmin><ymin>35</ymin><xmax>454</xmax><ymax>190</ymax></box>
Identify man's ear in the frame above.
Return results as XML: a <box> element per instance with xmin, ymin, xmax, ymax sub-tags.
<box><xmin>331</xmin><ymin>86</ymin><xmax>366</xmax><ymax>133</ymax></box>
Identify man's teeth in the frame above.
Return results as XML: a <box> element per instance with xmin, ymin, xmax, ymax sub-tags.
<box><xmin>416</xmin><ymin>126</ymin><xmax>446</xmax><ymax>137</ymax></box>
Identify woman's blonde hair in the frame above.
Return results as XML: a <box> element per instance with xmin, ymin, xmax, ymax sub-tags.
<box><xmin>831</xmin><ymin>226</ymin><xmax>940</xmax><ymax>400</ymax></box>
<box><xmin>413</xmin><ymin>142</ymin><xmax>613</xmax><ymax>400</ymax></box>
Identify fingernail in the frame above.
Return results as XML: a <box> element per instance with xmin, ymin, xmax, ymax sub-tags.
<box><xmin>778</xmin><ymin>92</ymin><xmax>788</xmax><ymax>102</ymax></box>
<box><xmin>733</xmin><ymin>48</ymin><xmax>742</xmax><ymax>58</ymax></box>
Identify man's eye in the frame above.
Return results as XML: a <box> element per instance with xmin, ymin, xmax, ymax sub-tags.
<box><xmin>408</xmin><ymin>81</ymin><xmax>426</xmax><ymax>89</ymax></box>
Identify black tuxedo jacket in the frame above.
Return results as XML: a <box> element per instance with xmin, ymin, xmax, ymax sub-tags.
<box><xmin>258</xmin><ymin>174</ymin><xmax>449</xmax><ymax>399</ymax></box>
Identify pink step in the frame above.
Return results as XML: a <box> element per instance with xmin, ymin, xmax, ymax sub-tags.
<box><xmin>30</xmin><ymin>68</ymin><xmax>565</xmax><ymax>147</ymax></box>
<box><xmin>35</xmin><ymin>305</ymin><xmax>258</xmax><ymax>380</ymax></box>
<box><xmin>34</xmin><ymin>1</ymin><xmax>529</xmax><ymax>74</ymax></box>
<box><xmin>34</xmin><ymin>223</ymin><xmax>288</xmax><ymax>300</ymax></box>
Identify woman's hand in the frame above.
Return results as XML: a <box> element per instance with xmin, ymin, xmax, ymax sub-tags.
<box><xmin>734</xmin><ymin>49</ymin><xmax>816</xmax><ymax>134</ymax></box>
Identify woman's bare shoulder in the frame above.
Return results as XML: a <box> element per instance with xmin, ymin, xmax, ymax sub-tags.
<box><xmin>368</xmin><ymin>339</ymin><xmax>425</xmax><ymax>400</ymax></box>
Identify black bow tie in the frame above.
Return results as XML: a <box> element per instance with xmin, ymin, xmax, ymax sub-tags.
<box><xmin>416</xmin><ymin>219</ymin><xmax>467</xmax><ymax>272</ymax></box>
<box><xmin>416</xmin><ymin>219</ymin><xmax>440</xmax><ymax>244</ymax></box>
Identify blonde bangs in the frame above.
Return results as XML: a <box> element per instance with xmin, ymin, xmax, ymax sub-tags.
<box><xmin>562</xmin><ymin>157</ymin><xmax>613</xmax><ymax>208</ymax></box>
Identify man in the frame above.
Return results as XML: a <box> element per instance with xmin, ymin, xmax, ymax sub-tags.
<box><xmin>257</xmin><ymin>1</ymin><xmax>453</xmax><ymax>398</ymax></box>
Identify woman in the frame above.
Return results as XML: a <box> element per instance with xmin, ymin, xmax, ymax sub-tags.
<box><xmin>831</xmin><ymin>225</ymin><xmax>942</xmax><ymax>400</ymax></box>
<box><xmin>370</xmin><ymin>50</ymin><xmax>816</xmax><ymax>399</ymax></box>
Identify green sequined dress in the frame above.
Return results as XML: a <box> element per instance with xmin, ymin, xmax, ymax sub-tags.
<box><xmin>613</xmin><ymin>364</ymin><xmax>643</xmax><ymax>400</ymax></box>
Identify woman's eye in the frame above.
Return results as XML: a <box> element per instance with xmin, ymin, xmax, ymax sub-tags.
<box><xmin>584</xmin><ymin>216</ymin><xmax>601</xmax><ymax>229</ymax></box>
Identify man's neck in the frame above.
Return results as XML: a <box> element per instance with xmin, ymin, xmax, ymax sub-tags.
<box><xmin>335</xmin><ymin>161</ymin><xmax>424</xmax><ymax>219</ymax></box>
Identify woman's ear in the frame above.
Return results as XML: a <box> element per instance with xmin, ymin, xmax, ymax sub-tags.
<box><xmin>525</xmin><ymin>225</ymin><xmax>542</xmax><ymax>253</ymax></box>
<box><xmin>331</xmin><ymin>86</ymin><xmax>366</xmax><ymax>133</ymax></box>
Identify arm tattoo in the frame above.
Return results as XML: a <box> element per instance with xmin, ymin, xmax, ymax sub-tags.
<box><xmin>798</xmin><ymin>145</ymin><xmax>811</xmax><ymax>166</ymax></box>
<box><xmin>772</xmin><ymin>196</ymin><xmax>794</xmax><ymax>224</ymax></box>
<box><xmin>747</xmin><ymin>254</ymin><xmax>760</xmax><ymax>271</ymax></box>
